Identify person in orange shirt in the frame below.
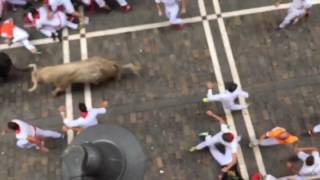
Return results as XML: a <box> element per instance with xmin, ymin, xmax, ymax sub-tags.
<box><xmin>249</xmin><ymin>127</ymin><xmax>298</xmax><ymax>148</ymax></box>
<box><xmin>0</xmin><ymin>18</ymin><xmax>40</xmax><ymax>54</ymax></box>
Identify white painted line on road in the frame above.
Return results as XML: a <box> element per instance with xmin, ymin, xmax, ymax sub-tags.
<box><xmin>62</xmin><ymin>29</ymin><xmax>74</xmax><ymax>144</ymax></box>
<box><xmin>213</xmin><ymin>0</ymin><xmax>267</xmax><ymax>175</ymax></box>
<box><xmin>198</xmin><ymin>0</ymin><xmax>249</xmax><ymax>179</ymax></box>
<box><xmin>85</xmin><ymin>16</ymin><xmax>202</xmax><ymax>39</ymax></box>
<box><xmin>79</xmin><ymin>9</ymin><xmax>93</xmax><ymax>109</ymax></box>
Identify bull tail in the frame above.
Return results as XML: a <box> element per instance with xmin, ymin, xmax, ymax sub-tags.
<box><xmin>121</xmin><ymin>63</ymin><xmax>141</xmax><ymax>76</ymax></box>
<box><xmin>28</xmin><ymin>64</ymin><xmax>38</xmax><ymax>92</ymax></box>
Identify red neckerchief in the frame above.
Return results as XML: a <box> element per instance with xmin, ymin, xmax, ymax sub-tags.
<box><xmin>15</xmin><ymin>128</ymin><xmax>20</xmax><ymax>134</ymax></box>
<box><xmin>34</xmin><ymin>11</ymin><xmax>40</xmax><ymax>20</ymax></box>
<box><xmin>80</xmin><ymin>112</ymin><xmax>88</xmax><ymax>119</ymax></box>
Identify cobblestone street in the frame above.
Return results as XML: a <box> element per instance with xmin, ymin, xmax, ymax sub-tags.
<box><xmin>1</xmin><ymin>0</ymin><xmax>320</xmax><ymax>179</ymax></box>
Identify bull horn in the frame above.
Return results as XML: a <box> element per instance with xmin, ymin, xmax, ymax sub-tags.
<box><xmin>28</xmin><ymin>64</ymin><xmax>38</xmax><ymax>92</ymax></box>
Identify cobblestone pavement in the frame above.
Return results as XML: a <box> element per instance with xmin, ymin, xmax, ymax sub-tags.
<box><xmin>1</xmin><ymin>0</ymin><xmax>320</xmax><ymax>179</ymax></box>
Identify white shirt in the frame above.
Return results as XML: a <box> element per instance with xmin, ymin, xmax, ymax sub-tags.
<box><xmin>12</xmin><ymin>119</ymin><xmax>36</xmax><ymax>149</ymax></box>
<box><xmin>64</xmin><ymin>108</ymin><xmax>107</xmax><ymax>128</ymax></box>
<box><xmin>298</xmin><ymin>151</ymin><xmax>320</xmax><ymax>176</ymax></box>
<box><xmin>207</xmin><ymin>88</ymin><xmax>248</xmax><ymax>109</ymax></box>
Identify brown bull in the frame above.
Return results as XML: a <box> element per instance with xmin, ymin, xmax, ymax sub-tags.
<box><xmin>28</xmin><ymin>56</ymin><xmax>141</xmax><ymax>96</ymax></box>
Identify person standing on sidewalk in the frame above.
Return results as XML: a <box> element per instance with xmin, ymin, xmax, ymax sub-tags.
<box><xmin>276</xmin><ymin>0</ymin><xmax>313</xmax><ymax>29</ymax></box>
<box><xmin>155</xmin><ymin>0</ymin><xmax>186</xmax><ymax>29</ymax></box>
<box><xmin>2</xmin><ymin>119</ymin><xmax>63</xmax><ymax>152</ymax></box>
<box><xmin>59</xmin><ymin>100</ymin><xmax>108</xmax><ymax>134</ymax></box>
<box><xmin>249</xmin><ymin>126</ymin><xmax>298</xmax><ymax>148</ymax></box>
<box><xmin>189</xmin><ymin>110</ymin><xmax>242</xmax><ymax>179</ymax></box>
<box><xmin>203</xmin><ymin>81</ymin><xmax>249</xmax><ymax>111</ymax></box>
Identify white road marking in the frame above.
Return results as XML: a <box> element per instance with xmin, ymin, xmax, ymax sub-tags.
<box><xmin>198</xmin><ymin>0</ymin><xmax>249</xmax><ymax>179</ymax></box>
<box><xmin>85</xmin><ymin>16</ymin><xmax>202</xmax><ymax>38</ymax></box>
<box><xmin>79</xmin><ymin>9</ymin><xmax>93</xmax><ymax>109</ymax></box>
<box><xmin>62</xmin><ymin>29</ymin><xmax>74</xmax><ymax>144</ymax></box>
<box><xmin>213</xmin><ymin>0</ymin><xmax>267</xmax><ymax>175</ymax></box>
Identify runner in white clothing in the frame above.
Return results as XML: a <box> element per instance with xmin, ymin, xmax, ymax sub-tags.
<box><xmin>2</xmin><ymin>119</ymin><xmax>63</xmax><ymax>152</ymax></box>
<box><xmin>155</xmin><ymin>0</ymin><xmax>186</xmax><ymax>29</ymax></box>
<box><xmin>276</xmin><ymin>0</ymin><xmax>313</xmax><ymax>29</ymax></box>
<box><xmin>59</xmin><ymin>100</ymin><xmax>108</xmax><ymax>134</ymax></box>
<box><xmin>24</xmin><ymin>6</ymin><xmax>78</xmax><ymax>41</ymax></box>
<box><xmin>0</xmin><ymin>18</ymin><xmax>40</xmax><ymax>54</ymax></box>
<box><xmin>189</xmin><ymin>111</ymin><xmax>241</xmax><ymax>179</ymax></box>
<box><xmin>286</xmin><ymin>146</ymin><xmax>320</xmax><ymax>178</ymax></box>
<box><xmin>203</xmin><ymin>81</ymin><xmax>249</xmax><ymax>111</ymax></box>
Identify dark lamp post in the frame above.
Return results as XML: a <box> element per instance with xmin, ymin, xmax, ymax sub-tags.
<box><xmin>61</xmin><ymin>125</ymin><xmax>145</xmax><ymax>180</ymax></box>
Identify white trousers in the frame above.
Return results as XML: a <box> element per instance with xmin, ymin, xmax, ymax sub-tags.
<box><xmin>209</xmin><ymin>144</ymin><xmax>232</xmax><ymax>166</ymax></box>
<box><xmin>279</xmin><ymin>7</ymin><xmax>306</xmax><ymax>28</ymax></box>
<box><xmin>196</xmin><ymin>135</ymin><xmax>232</xmax><ymax>166</ymax></box>
<box><xmin>313</xmin><ymin>124</ymin><xmax>320</xmax><ymax>133</ymax></box>
<box><xmin>12</xmin><ymin>27</ymin><xmax>36</xmax><ymax>52</ymax></box>
<box><xmin>16</xmin><ymin>127</ymin><xmax>62</xmax><ymax>149</ymax></box>
<box><xmin>35</xmin><ymin>127</ymin><xmax>62</xmax><ymax>138</ymax></box>
<box><xmin>164</xmin><ymin>3</ymin><xmax>181</xmax><ymax>25</ymax></box>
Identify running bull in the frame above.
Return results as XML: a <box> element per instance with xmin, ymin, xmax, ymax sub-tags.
<box><xmin>28</xmin><ymin>56</ymin><xmax>141</xmax><ymax>96</ymax></box>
